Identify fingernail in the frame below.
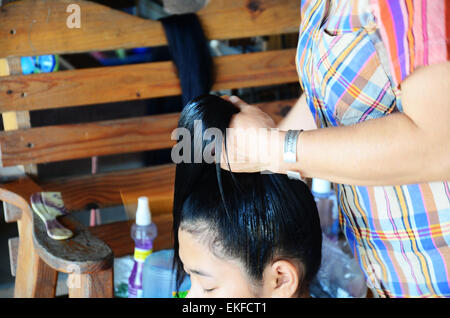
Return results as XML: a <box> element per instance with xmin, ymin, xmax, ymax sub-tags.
<box><xmin>230</xmin><ymin>96</ymin><xmax>239</xmax><ymax>103</ymax></box>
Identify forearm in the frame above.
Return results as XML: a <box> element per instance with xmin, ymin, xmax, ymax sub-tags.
<box><xmin>277</xmin><ymin>94</ymin><xmax>317</xmax><ymax>131</ymax></box>
<box><xmin>273</xmin><ymin>112</ymin><xmax>450</xmax><ymax>186</ymax></box>
<box><xmin>270</xmin><ymin>63</ymin><xmax>450</xmax><ymax>186</ymax></box>
<box><xmin>222</xmin><ymin>63</ymin><xmax>449</xmax><ymax>184</ymax></box>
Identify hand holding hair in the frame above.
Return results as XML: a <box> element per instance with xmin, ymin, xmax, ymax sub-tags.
<box><xmin>219</xmin><ymin>95</ymin><xmax>281</xmax><ymax>173</ymax></box>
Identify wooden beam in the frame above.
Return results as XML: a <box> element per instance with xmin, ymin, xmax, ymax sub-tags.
<box><xmin>0</xmin><ymin>0</ymin><xmax>300</xmax><ymax>58</ymax></box>
<box><xmin>0</xmin><ymin>112</ymin><xmax>179</xmax><ymax>167</ymax></box>
<box><xmin>0</xmin><ymin>49</ymin><xmax>297</xmax><ymax>112</ymax></box>
<box><xmin>41</xmin><ymin>164</ymin><xmax>176</xmax><ymax>212</ymax></box>
<box><xmin>0</xmin><ymin>97</ymin><xmax>297</xmax><ymax>167</ymax></box>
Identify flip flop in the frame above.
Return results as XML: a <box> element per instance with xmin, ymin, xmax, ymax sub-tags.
<box><xmin>30</xmin><ymin>192</ymin><xmax>73</xmax><ymax>240</ymax></box>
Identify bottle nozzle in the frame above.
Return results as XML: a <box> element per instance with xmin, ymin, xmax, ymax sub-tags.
<box><xmin>136</xmin><ymin>196</ymin><xmax>151</xmax><ymax>226</ymax></box>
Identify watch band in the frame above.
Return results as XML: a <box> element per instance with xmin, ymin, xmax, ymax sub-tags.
<box><xmin>283</xmin><ymin>129</ymin><xmax>304</xmax><ymax>181</ymax></box>
<box><xmin>283</xmin><ymin>130</ymin><xmax>302</xmax><ymax>163</ymax></box>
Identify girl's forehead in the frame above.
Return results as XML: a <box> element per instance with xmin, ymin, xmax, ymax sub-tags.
<box><xmin>178</xmin><ymin>229</ymin><xmax>246</xmax><ymax>277</ymax></box>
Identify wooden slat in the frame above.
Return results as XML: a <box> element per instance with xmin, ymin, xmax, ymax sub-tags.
<box><xmin>0</xmin><ymin>113</ymin><xmax>179</xmax><ymax>167</ymax></box>
<box><xmin>41</xmin><ymin>164</ymin><xmax>176</xmax><ymax>212</ymax></box>
<box><xmin>0</xmin><ymin>0</ymin><xmax>300</xmax><ymax>58</ymax></box>
<box><xmin>0</xmin><ymin>97</ymin><xmax>297</xmax><ymax>167</ymax></box>
<box><xmin>0</xmin><ymin>98</ymin><xmax>296</xmax><ymax>167</ymax></box>
<box><xmin>0</xmin><ymin>49</ymin><xmax>297</xmax><ymax>113</ymax></box>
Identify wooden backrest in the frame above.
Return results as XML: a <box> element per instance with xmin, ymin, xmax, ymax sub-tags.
<box><xmin>0</xmin><ymin>0</ymin><xmax>300</xmax><ymax>168</ymax></box>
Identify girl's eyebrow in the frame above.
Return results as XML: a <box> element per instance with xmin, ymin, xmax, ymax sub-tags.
<box><xmin>189</xmin><ymin>268</ymin><xmax>213</xmax><ymax>278</ymax></box>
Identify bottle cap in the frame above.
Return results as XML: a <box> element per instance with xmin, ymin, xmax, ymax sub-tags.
<box><xmin>136</xmin><ymin>196</ymin><xmax>152</xmax><ymax>226</ymax></box>
<box><xmin>37</xmin><ymin>55</ymin><xmax>57</xmax><ymax>73</ymax></box>
<box><xmin>312</xmin><ymin>178</ymin><xmax>332</xmax><ymax>195</ymax></box>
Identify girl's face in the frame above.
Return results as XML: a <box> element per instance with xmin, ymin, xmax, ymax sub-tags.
<box><xmin>178</xmin><ymin>228</ymin><xmax>260</xmax><ymax>298</ymax></box>
<box><xmin>178</xmin><ymin>228</ymin><xmax>303</xmax><ymax>298</ymax></box>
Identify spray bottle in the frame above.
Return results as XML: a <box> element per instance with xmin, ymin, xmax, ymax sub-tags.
<box><xmin>128</xmin><ymin>196</ymin><xmax>158</xmax><ymax>298</ymax></box>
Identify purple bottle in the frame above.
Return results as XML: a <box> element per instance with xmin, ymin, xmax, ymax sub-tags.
<box><xmin>128</xmin><ymin>196</ymin><xmax>158</xmax><ymax>298</ymax></box>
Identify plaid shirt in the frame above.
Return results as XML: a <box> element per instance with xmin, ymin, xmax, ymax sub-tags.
<box><xmin>296</xmin><ymin>0</ymin><xmax>450</xmax><ymax>297</ymax></box>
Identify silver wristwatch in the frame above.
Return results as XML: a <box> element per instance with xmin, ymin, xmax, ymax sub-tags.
<box><xmin>283</xmin><ymin>129</ymin><xmax>304</xmax><ymax>180</ymax></box>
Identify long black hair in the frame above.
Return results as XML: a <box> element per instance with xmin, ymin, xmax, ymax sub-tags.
<box><xmin>172</xmin><ymin>94</ymin><xmax>322</xmax><ymax>295</ymax></box>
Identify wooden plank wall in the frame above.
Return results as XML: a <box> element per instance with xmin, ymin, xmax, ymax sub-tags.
<box><xmin>0</xmin><ymin>0</ymin><xmax>300</xmax><ymax>58</ymax></box>
<box><xmin>0</xmin><ymin>0</ymin><xmax>300</xmax><ymax>167</ymax></box>
<box><xmin>0</xmin><ymin>49</ymin><xmax>297</xmax><ymax>112</ymax></box>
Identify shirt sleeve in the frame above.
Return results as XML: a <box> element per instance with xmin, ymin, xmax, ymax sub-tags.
<box><xmin>370</xmin><ymin>0</ymin><xmax>450</xmax><ymax>87</ymax></box>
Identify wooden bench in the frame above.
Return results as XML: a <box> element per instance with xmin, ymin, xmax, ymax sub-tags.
<box><xmin>0</xmin><ymin>0</ymin><xmax>300</xmax><ymax>297</ymax></box>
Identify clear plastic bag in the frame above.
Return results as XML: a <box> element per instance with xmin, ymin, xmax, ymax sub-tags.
<box><xmin>114</xmin><ymin>255</ymin><xmax>134</xmax><ymax>298</ymax></box>
<box><xmin>310</xmin><ymin>235</ymin><xmax>368</xmax><ymax>298</ymax></box>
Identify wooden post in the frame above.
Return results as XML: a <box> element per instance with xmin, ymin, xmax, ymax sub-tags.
<box><xmin>1</xmin><ymin>58</ymin><xmax>48</xmax><ymax>297</ymax></box>
<box><xmin>0</xmin><ymin>57</ymin><xmax>37</xmax><ymax>177</ymax></box>
<box><xmin>68</xmin><ymin>268</ymin><xmax>114</xmax><ymax>298</ymax></box>
<box><xmin>14</xmin><ymin>204</ymin><xmax>58</xmax><ymax>297</ymax></box>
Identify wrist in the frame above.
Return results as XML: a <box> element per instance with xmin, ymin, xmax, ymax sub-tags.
<box><xmin>265</xmin><ymin>129</ymin><xmax>293</xmax><ymax>174</ymax></box>
<box><xmin>274</xmin><ymin>129</ymin><xmax>307</xmax><ymax>179</ymax></box>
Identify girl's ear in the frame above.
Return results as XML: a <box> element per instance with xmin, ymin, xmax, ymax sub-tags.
<box><xmin>262</xmin><ymin>260</ymin><xmax>301</xmax><ymax>298</ymax></box>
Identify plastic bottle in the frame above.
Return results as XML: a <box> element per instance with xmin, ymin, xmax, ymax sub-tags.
<box><xmin>142</xmin><ymin>249</ymin><xmax>191</xmax><ymax>298</ymax></box>
<box><xmin>20</xmin><ymin>55</ymin><xmax>59</xmax><ymax>75</ymax></box>
<box><xmin>311</xmin><ymin>179</ymin><xmax>339</xmax><ymax>241</ymax></box>
<box><xmin>128</xmin><ymin>196</ymin><xmax>158</xmax><ymax>298</ymax></box>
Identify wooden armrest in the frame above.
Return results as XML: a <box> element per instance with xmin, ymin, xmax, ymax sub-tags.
<box><xmin>0</xmin><ymin>177</ymin><xmax>113</xmax><ymax>274</ymax></box>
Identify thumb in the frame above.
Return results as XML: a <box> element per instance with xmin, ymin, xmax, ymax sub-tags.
<box><xmin>228</xmin><ymin>95</ymin><xmax>249</xmax><ymax>111</ymax></box>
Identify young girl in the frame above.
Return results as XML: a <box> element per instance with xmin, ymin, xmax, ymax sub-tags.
<box><xmin>172</xmin><ymin>95</ymin><xmax>322</xmax><ymax>297</ymax></box>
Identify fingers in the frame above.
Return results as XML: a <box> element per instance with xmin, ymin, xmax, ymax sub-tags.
<box><xmin>229</xmin><ymin>96</ymin><xmax>248</xmax><ymax>110</ymax></box>
<box><xmin>221</xmin><ymin>95</ymin><xmax>248</xmax><ymax>111</ymax></box>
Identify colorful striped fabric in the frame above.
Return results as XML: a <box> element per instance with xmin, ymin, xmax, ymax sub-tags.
<box><xmin>296</xmin><ymin>0</ymin><xmax>450</xmax><ymax>297</ymax></box>
<box><xmin>370</xmin><ymin>0</ymin><xmax>450</xmax><ymax>88</ymax></box>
